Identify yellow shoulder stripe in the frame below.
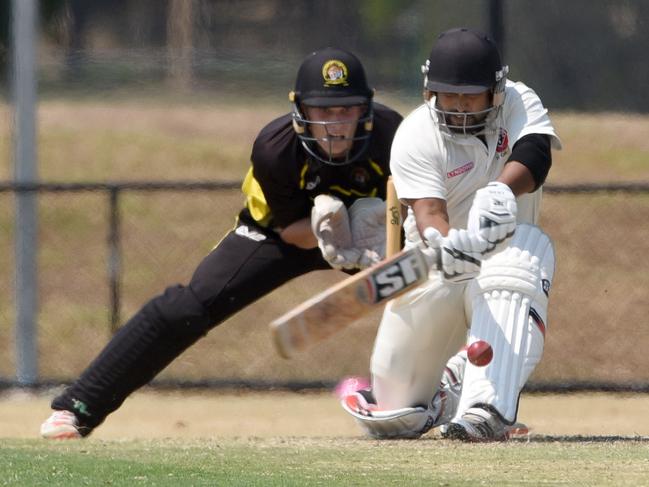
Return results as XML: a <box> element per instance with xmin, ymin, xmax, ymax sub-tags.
<box><xmin>329</xmin><ymin>185</ymin><xmax>378</xmax><ymax>198</ymax></box>
<box><xmin>299</xmin><ymin>163</ymin><xmax>309</xmax><ymax>189</ymax></box>
<box><xmin>369</xmin><ymin>159</ymin><xmax>384</xmax><ymax>176</ymax></box>
<box><xmin>241</xmin><ymin>167</ymin><xmax>272</xmax><ymax>227</ymax></box>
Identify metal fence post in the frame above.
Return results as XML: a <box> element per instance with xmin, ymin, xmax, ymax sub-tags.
<box><xmin>13</xmin><ymin>0</ymin><xmax>39</xmax><ymax>386</ymax></box>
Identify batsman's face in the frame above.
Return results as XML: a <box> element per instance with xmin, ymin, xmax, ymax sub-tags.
<box><xmin>436</xmin><ymin>91</ymin><xmax>491</xmax><ymax>127</ymax></box>
<box><xmin>303</xmin><ymin>105</ymin><xmax>365</xmax><ymax>158</ymax></box>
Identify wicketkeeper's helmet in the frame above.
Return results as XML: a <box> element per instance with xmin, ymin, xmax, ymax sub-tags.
<box><xmin>421</xmin><ymin>28</ymin><xmax>509</xmax><ymax>135</ymax></box>
<box><xmin>289</xmin><ymin>47</ymin><xmax>374</xmax><ymax>165</ymax></box>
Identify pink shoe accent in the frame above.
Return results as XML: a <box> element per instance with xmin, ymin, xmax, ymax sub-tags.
<box><xmin>333</xmin><ymin>376</ymin><xmax>370</xmax><ymax>400</ymax></box>
<box><xmin>40</xmin><ymin>410</ymin><xmax>82</xmax><ymax>439</ymax></box>
<box><xmin>342</xmin><ymin>393</ymin><xmax>379</xmax><ymax>416</ymax></box>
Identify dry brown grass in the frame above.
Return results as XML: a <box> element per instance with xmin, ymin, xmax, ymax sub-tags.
<box><xmin>550</xmin><ymin>112</ymin><xmax>649</xmax><ymax>182</ymax></box>
<box><xmin>2</xmin><ymin>100</ymin><xmax>649</xmax><ymax>183</ymax></box>
<box><xmin>1</xmin><ymin>100</ymin><xmax>648</xmax><ymax>386</ymax></box>
<box><xmin>2</xmin><ymin>389</ymin><xmax>648</xmax><ymax>439</ymax></box>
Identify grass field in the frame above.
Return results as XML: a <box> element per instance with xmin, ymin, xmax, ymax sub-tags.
<box><xmin>2</xmin><ymin>390</ymin><xmax>649</xmax><ymax>486</ymax></box>
<box><xmin>4</xmin><ymin>437</ymin><xmax>649</xmax><ymax>486</ymax></box>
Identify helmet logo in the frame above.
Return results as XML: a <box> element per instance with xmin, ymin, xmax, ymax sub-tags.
<box><xmin>322</xmin><ymin>60</ymin><xmax>349</xmax><ymax>86</ymax></box>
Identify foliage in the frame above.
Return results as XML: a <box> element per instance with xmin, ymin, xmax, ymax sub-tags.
<box><xmin>0</xmin><ymin>1</ymin><xmax>67</xmax><ymax>48</ymax></box>
<box><xmin>0</xmin><ymin>0</ymin><xmax>67</xmax><ymax>80</ymax></box>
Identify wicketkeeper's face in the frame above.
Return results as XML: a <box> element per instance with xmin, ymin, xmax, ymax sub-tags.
<box><xmin>302</xmin><ymin>105</ymin><xmax>366</xmax><ymax>159</ymax></box>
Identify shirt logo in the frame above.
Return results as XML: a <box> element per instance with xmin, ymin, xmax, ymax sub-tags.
<box><xmin>305</xmin><ymin>176</ymin><xmax>321</xmax><ymax>190</ymax></box>
<box><xmin>351</xmin><ymin>167</ymin><xmax>370</xmax><ymax>187</ymax></box>
<box><xmin>496</xmin><ymin>128</ymin><xmax>509</xmax><ymax>155</ymax></box>
<box><xmin>322</xmin><ymin>60</ymin><xmax>349</xmax><ymax>86</ymax></box>
<box><xmin>447</xmin><ymin>161</ymin><xmax>474</xmax><ymax>178</ymax></box>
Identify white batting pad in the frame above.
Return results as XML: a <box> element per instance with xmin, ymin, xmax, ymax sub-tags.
<box><xmin>341</xmin><ymin>393</ymin><xmax>435</xmax><ymax>439</ymax></box>
<box><xmin>457</xmin><ymin>224</ymin><xmax>555</xmax><ymax>422</ymax></box>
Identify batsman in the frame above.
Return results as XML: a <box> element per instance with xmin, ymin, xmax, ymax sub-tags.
<box><xmin>40</xmin><ymin>47</ymin><xmax>404</xmax><ymax>438</ymax></box>
<box><xmin>341</xmin><ymin>28</ymin><xmax>562</xmax><ymax>441</ymax></box>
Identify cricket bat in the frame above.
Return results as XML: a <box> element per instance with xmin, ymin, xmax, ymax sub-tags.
<box><xmin>271</xmin><ymin>178</ymin><xmax>436</xmax><ymax>359</ymax></box>
<box><xmin>270</xmin><ymin>247</ymin><xmax>433</xmax><ymax>358</ymax></box>
<box><xmin>385</xmin><ymin>176</ymin><xmax>402</xmax><ymax>258</ymax></box>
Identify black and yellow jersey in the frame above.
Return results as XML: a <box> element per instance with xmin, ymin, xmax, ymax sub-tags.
<box><xmin>238</xmin><ymin>103</ymin><xmax>402</xmax><ymax>231</ymax></box>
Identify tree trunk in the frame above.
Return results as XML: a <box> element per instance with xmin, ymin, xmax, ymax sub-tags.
<box><xmin>167</xmin><ymin>0</ymin><xmax>193</xmax><ymax>91</ymax></box>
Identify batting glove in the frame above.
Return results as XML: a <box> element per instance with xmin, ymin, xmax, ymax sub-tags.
<box><xmin>467</xmin><ymin>181</ymin><xmax>517</xmax><ymax>253</ymax></box>
<box><xmin>424</xmin><ymin>226</ymin><xmax>489</xmax><ymax>283</ymax></box>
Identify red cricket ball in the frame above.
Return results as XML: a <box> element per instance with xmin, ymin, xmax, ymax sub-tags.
<box><xmin>467</xmin><ymin>340</ymin><xmax>493</xmax><ymax>367</ymax></box>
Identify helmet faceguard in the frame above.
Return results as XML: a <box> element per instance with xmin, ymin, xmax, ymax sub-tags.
<box><xmin>290</xmin><ymin>47</ymin><xmax>374</xmax><ymax>165</ymax></box>
<box><xmin>423</xmin><ymin>64</ymin><xmax>509</xmax><ymax>135</ymax></box>
<box><xmin>421</xmin><ymin>28</ymin><xmax>509</xmax><ymax>135</ymax></box>
<box><xmin>290</xmin><ymin>100</ymin><xmax>373</xmax><ymax>166</ymax></box>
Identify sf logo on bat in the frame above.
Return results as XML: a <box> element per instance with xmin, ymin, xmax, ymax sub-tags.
<box><xmin>358</xmin><ymin>251</ymin><xmax>427</xmax><ymax>304</ymax></box>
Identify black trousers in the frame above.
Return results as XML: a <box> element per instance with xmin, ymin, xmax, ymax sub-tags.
<box><xmin>52</xmin><ymin>223</ymin><xmax>330</xmax><ymax>433</ymax></box>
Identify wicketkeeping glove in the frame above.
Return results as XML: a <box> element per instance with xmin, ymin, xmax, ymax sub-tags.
<box><xmin>467</xmin><ymin>181</ymin><xmax>517</xmax><ymax>253</ymax></box>
<box><xmin>311</xmin><ymin>194</ymin><xmax>361</xmax><ymax>270</ymax></box>
<box><xmin>348</xmin><ymin>197</ymin><xmax>386</xmax><ymax>269</ymax></box>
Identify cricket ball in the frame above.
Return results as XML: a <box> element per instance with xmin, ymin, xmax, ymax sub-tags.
<box><xmin>467</xmin><ymin>340</ymin><xmax>493</xmax><ymax>367</ymax></box>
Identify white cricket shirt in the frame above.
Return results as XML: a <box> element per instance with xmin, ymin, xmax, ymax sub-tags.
<box><xmin>391</xmin><ymin>80</ymin><xmax>562</xmax><ymax>228</ymax></box>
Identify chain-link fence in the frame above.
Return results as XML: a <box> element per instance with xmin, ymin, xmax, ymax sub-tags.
<box><xmin>1</xmin><ymin>183</ymin><xmax>648</xmax><ymax>390</ymax></box>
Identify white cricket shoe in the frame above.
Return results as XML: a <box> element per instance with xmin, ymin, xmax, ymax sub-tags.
<box><xmin>40</xmin><ymin>410</ymin><xmax>82</xmax><ymax>439</ymax></box>
<box><xmin>443</xmin><ymin>406</ymin><xmax>529</xmax><ymax>442</ymax></box>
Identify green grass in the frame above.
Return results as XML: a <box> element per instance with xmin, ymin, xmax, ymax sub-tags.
<box><xmin>2</xmin><ymin>437</ymin><xmax>649</xmax><ymax>486</ymax></box>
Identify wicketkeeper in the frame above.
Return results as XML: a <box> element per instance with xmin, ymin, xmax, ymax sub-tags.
<box><xmin>341</xmin><ymin>28</ymin><xmax>562</xmax><ymax>441</ymax></box>
<box><xmin>40</xmin><ymin>47</ymin><xmax>403</xmax><ymax>438</ymax></box>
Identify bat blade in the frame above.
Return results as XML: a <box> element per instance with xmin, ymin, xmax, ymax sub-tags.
<box><xmin>271</xmin><ymin>247</ymin><xmax>430</xmax><ymax>359</ymax></box>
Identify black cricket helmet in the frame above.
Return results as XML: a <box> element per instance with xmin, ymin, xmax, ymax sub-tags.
<box><xmin>289</xmin><ymin>47</ymin><xmax>374</xmax><ymax>165</ymax></box>
<box><xmin>421</xmin><ymin>28</ymin><xmax>509</xmax><ymax>134</ymax></box>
